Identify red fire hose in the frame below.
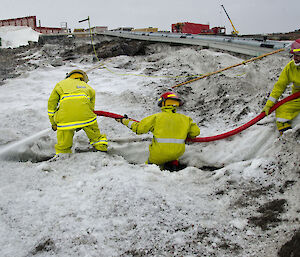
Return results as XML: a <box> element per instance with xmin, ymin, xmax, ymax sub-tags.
<box><xmin>93</xmin><ymin>110</ymin><xmax>139</xmax><ymax>122</ymax></box>
<box><xmin>94</xmin><ymin>92</ymin><xmax>300</xmax><ymax>143</ymax></box>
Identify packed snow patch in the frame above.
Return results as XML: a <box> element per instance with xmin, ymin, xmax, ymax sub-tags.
<box><xmin>0</xmin><ymin>26</ymin><xmax>40</xmax><ymax>48</ymax></box>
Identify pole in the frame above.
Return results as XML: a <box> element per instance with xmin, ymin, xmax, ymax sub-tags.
<box><xmin>78</xmin><ymin>17</ymin><xmax>89</xmax><ymax>23</ymax></box>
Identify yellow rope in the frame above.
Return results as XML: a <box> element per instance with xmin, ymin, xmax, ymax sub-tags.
<box><xmin>172</xmin><ymin>48</ymin><xmax>285</xmax><ymax>88</ymax></box>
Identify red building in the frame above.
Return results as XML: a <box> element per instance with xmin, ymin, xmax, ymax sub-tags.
<box><xmin>0</xmin><ymin>16</ymin><xmax>65</xmax><ymax>34</ymax></box>
<box><xmin>172</xmin><ymin>22</ymin><xmax>225</xmax><ymax>35</ymax></box>
<box><xmin>172</xmin><ymin>22</ymin><xmax>209</xmax><ymax>34</ymax></box>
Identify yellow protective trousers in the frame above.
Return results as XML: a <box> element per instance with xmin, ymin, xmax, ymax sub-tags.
<box><xmin>55</xmin><ymin>122</ymin><xmax>108</xmax><ymax>154</ymax></box>
<box><xmin>275</xmin><ymin>97</ymin><xmax>300</xmax><ymax>131</ymax></box>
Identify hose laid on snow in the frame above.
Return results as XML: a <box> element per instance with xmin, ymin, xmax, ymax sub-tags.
<box><xmin>94</xmin><ymin>92</ymin><xmax>300</xmax><ymax>143</ymax></box>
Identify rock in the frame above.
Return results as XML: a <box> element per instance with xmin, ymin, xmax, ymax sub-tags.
<box><xmin>278</xmin><ymin>230</ymin><xmax>300</xmax><ymax>257</ymax></box>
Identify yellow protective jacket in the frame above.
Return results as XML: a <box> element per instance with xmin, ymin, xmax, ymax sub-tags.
<box><xmin>48</xmin><ymin>78</ymin><xmax>97</xmax><ymax>130</ymax></box>
<box><xmin>266</xmin><ymin>60</ymin><xmax>300</xmax><ymax>124</ymax></box>
<box><xmin>268</xmin><ymin>60</ymin><xmax>300</xmax><ymax>103</ymax></box>
<box><xmin>123</xmin><ymin>106</ymin><xmax>200</xmax><ymax>164</ymax></box>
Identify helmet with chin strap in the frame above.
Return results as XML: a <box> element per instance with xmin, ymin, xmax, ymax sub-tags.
<box><xmin>66</xmin><ymin>69</ymin><xmax>89</xmax><ymax>83</ymax></box>
<box><xmin>157</xmin><ymin>92</ymin><xmax>183</xmax><ymax>107</ymax></box>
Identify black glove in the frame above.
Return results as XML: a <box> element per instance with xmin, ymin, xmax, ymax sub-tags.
<box><xmin>115</xmin><ymin>114</ymin><xmax>128</xmax><ymax>124</ymax></box>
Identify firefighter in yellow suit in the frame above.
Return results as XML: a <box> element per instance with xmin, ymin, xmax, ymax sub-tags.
<box><xmin>48</xmin><ymin>69</ymin><xmax>107</xmax><ymax>155</ymax></box>
<box><xmin>263</xmin><ymin>38</ymin><xmax>300</xmax><ymax>134</ymax></box>
<box><xmin>116</xmin><ymin>92</ymin><xmax>200</xmax><ymax>170</ymax></box>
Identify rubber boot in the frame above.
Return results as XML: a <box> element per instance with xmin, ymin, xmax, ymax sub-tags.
<box><xmin>163</xmin><ymin>160</ymin><xmax>180</xmax><ymax>172</ymax></box>
<box><xmin>94</xmin><ymin>143</ymin><xmax>108</xmax><ymax>152</ymax></box>
<box><xmin>276</xmin><ymin>121</ymin><xmax>292</xmax><ymax>135</ymax></box>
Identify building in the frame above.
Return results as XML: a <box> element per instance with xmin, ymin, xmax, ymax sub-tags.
<box><xmin>132</xmin><ymin>27</ymin><xmax>158</xmax><ymax>32</ymax></box>
<box><xmin>0</xmin><ymin>16</ymin><xmax>66</xmax><ymax>34</ymax></box>
<box><xmin>171</xmin><ymin>22</ymin><xmax>225</xmax><ymax>35</ymax></box>
<box><xmin>87</xmin><ymin>26</ymin><xmax>108</xmax><ymax>33</ymax></box>
<box><xmin>0</xmin><ymin>16</ymin><xmax>36</xmax><ymax>28</ymax></box>
<box><xmin>112</xmin><ymin>27</ymin><xmax>134</xmax><ymax>32</ymax></box>
<box><xmin>172</xmin><ymin>22</ymin><xmax>209</xmax><ymax>34</ymax></box>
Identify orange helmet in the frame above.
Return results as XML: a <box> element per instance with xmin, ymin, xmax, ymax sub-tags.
<box><xmin>157</xmin><ymin>92</ymin><xmax>183</xmax><ymax>107</ymax></box>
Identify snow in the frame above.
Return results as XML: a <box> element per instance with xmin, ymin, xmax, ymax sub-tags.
<box><xmin>0</xmin><ymin>26</ymin><xmax>40</xmax><ymax>49</ymax></box>
<box><xmin>0</xmin><ymin>27</ymin><xmax>300</xmax><ymax>256</ymax></box>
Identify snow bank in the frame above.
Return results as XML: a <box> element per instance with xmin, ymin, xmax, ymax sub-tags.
<box><xmin>0</xmin><ymin>35</ymin><xmax>299</xmax><ymax>256</ymax></box>
<box><xmin>0</xmin><ymin>26</ymin><xmax>40</xmax><ymax>48</ymax></box>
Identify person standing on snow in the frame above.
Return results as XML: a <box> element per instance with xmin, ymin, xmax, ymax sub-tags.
<box><xmin>115</xmin><ymin>92</ymin><xmax>200</xmax><ymax>171</ymax></box>
<box><xmin>48</xmin><ymin>69</ymin><xmax>108</xmax><ymax>156</ymax></box>
<box><xmin>262</xmin><ymin>38</ymin><xmax>300</xmax><ymax>134</ymax></box>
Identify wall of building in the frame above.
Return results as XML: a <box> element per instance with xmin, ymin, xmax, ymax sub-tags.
<box><xmin>0</xmin><ymin>16</ymin><xmax>64</xmax><ymax>34</ymax></box>
<box><xmin>0</xmin><ymin>16</ymin><xmax>36</xmax><ymax>29</ymax></box>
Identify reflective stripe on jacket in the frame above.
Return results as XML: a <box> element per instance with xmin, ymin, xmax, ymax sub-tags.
<box><xmin>155</xmin><ymin>138</ymin><xmax>185</xmax><ymax>144</ymax></box>
<box><xmin>48</xmin><ymin>78</ymin><xmax>97</xmax><ymax>130</ymax></box>
<box><xmin>123</xmin><ymin>105</ymin><xmax>200</xmax><ymax>164</ymax></box>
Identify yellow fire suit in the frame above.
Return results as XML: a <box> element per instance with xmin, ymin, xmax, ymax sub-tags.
<box><xmin>122</xmin><ymin>105</ymin><xmax>200</xmax><ymax>165</ymax></box>
<box><xmin>266</xmin><ymin>60</ymin><xmax>300</xmax><ymax>131</ymax></box>
<box><xmin>48</xmin><ymin>78</ymin><xmax>107</xmax><ymax>154</ymax></box>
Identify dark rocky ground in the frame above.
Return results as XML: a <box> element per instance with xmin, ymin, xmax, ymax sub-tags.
<box><xmin>0</xmin><ymin>43</ymin><xmax>36</xmax><ymax>84</ymax></box>
<box><xmin>0</xmin><ymin>35</ymin><xmax>150</xmax><ymax>85</ymax></box>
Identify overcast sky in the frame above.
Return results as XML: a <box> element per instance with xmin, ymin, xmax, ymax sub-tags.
<box><xmin>1</xmin><ymin>0</ymin><xmax>299</xmax><ymax>35</ymax></box>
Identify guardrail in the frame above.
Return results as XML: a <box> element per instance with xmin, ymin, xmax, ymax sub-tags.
<box><xmin>99</xmin><ymin>31</ymin><xmax>290</xmax><ymax>57</ymax></box>
<box><xmin>38</xmin><ymin>30</ymin><xmax>291</xmax><ymax>57</ymax></box>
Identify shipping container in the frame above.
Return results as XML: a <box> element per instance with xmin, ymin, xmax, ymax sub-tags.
<box><xmin>172</xmin><ymin>22</ymin><xmax>209</xmax><ymax>34</ymax></box>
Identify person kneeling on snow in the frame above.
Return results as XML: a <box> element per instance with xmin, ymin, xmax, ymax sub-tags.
<box><xmin>115</xmin><ymin>92</ymin><xmax>200</xmax><ymax>171</ymax></box>
<box><xmin>262</xmin><ymin>38</ymin><xmax>300</xmax><ymax>134</ymax></box>
<box><xmin>48</xmin><ymin>69</ymin><xmax>108</xmax><ymax>156</ymax></box>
